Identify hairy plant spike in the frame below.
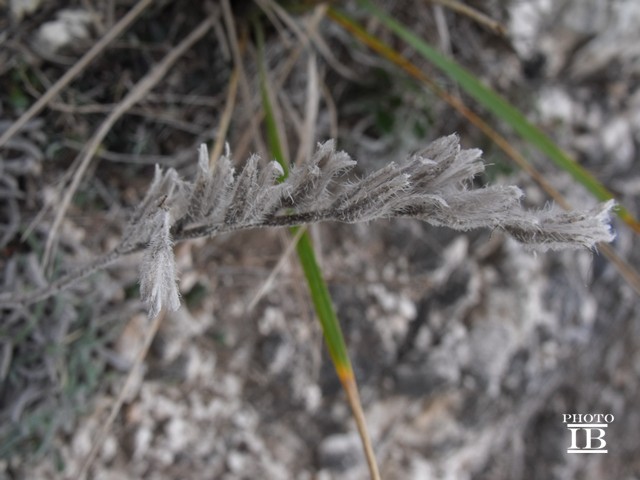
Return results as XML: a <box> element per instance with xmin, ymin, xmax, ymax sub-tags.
<box><xmin>501</xmin><ymin>200</ymin><xmax>616</xmax><ymax>251</ymax></box>
<box><xmin>205</xmin><ymin>153</ymin><xmax>235</xmax><ymax>223</ymax></box>
<box><xmin>412</xmin><ymin>186</ymin><xmax>525</xmax><ymax>230</ymax></box>
<box><xmin>308</xmin><ymin>140</ymin><xmax>357</xmax><ymax>195</ymax></box>
<box><xmin>407</xmin><ymin>134</ymin><xmax>460</xmax><ymax>180</ymax></box>
<box><xmin>225</xmin><ymin>154</ymin><xmax>260</xmax><ymax>224</ymax></box>
<box><xmin>1</xmin><ymin>137</ymin><xmax>614</xmax><ymax>315</ymax></box>
<box><xmin>333</xmin><ymin>163</ymin><xmax>394</xmax><ymax>207</ymax></box>
<box><xmin>123</xmin><ymin>166</ymin><xmax>187</xmax><ymax>247</ymax></box>
<box><xmin>402</xmin><ymin>147</ymin><xmax>483</xmax><ymax>193</ymax></box>
<box><xmin>334</xmin><ymin>171</ymin><xmax>411</xmax><ymax>223</ymax></box>
<box><xmin>281</xmin><ymin>140</ymin><xmax>357</xmax><ymax>210</ymax></box>
<box><xmin>140</xmin><ymin>139</ymin><xmax>614</xmax><ymax>256</ymax></box>
<box><xmin>251</xmin><ymin>161</ymin><xmax>287</xmax><ymax>221</ymax></box>
<box><xmin>183</xmin><ymin>143</ymin><xmax>213</xmax><ymax>223</ymax></box>
<box><xmin>139</xmin><ymin>210</ymin><xmax>180</xmax><ymax>318</ymax></box>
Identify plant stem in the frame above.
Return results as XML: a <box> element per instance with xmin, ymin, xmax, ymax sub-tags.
<box><xmin>342</xmin><ymin>375</ymin><xmax>382</xmax><ymax>480</ymax></box>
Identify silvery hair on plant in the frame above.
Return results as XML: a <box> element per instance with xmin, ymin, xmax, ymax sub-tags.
<box><xmin>0</xmin><ymin>135</ymin><xmax>615</xmax><ymax>318</ymax></box>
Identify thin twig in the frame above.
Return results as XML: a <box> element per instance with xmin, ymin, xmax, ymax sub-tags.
<box><xmin>220</xmin><ymin>0</ymin><xmax>267</xmax><ymax>158</ymax></box>
<box><xmin>0</xmin><ymin>243</ymin><xmax>137</xmax><ymax>307</ymax></box>
<box><xmin>210</xmin><ymin>65</ymin><xmax>240</xmax><ymax>167</ymax></box>
<box><xmin>0</xmin><ymin>0</ymin><xmax>155</xmax><ymax>149</ymax></box>
<box><xmin>426</xmin><ymin>0</ymin><xmax>507</xmax><ymax>36</ymax></box>
<box><xmin>432</xmin><ymin>4</ymin><xmax>452</xmax><ymax>57</ymax></box>
<box><xmin>61</xmin><ymin>139</ymin><xmax>202</xmax><ymax>165</ymax></box>
<box><xmin>247</xmin><ymin>226</ymin><xmax>306</xmax><ymax>311</ymax></box>
<box><xmin>320</xmin><ymin>78</ymin><xmax>339</xmax><ymax>140</ymax></box>
<box><xmin>49</xmin><ymin>103</ymin><xmax>209</xmax><ymax>134</ymax></box>
<box><xmin>41</xmin><ymin>14</ymin><xmax>217</xmax><ymax>271</ymax></box>
<box><xmin>295</xmin><ymin>52</ymin><xmax>320</xmax><ymax>165</ymax></box>
<box><xmin>256</xmin><ymin>23</ymin><xmax>291</xmax><ymax>165</ymax></box>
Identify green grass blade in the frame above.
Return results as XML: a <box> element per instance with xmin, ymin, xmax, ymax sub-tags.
<box><xmin>254</xmin><ymin>18</ymin><xmax>353</xmax><ymax>380</ymax></box>
<box><xmin>255</xmin><ymin>19</ymin><xmax>379</xmax><ymax>477</ymax></box>
<box><xmin>292</xmin><ymin>226</ymin><xmax>353</xmax><ymax>375</ymax></box>
<box><xmin>346</xmin><ymin>1</ymin><xmax>640</xmax><ymax>234</ymax></box>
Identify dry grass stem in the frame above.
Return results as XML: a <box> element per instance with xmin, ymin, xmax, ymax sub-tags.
<box><xmin>221</xmin><ymin>0</ymin><xmax>266</xmax><ymax>158</ymax></box>
<box><xmin>343</xmin><ymin>378</ymin><xmax>381</xmax><ymax>480</ymax></box>
<box><xmin>426</xmin><ymin>0</ymin><xmax>507</xmax><ymax>36</ymax></box>
<box><xmin>295</xmin><ymin>53</ymin><xmax>321</xmax><ymax>165</ymax></box>
<box><xmin>210</xmin><ymin>65</ymin><xmax>241</xmax><ymax>168</ymax></box>
<box><xmin>247</xmin><ymin>226</ymin><xmax>307</xmax><ymax>312</ymax></box>
<box><xmin>0</xmin><ymin>0</ymin><xmax>155</xmax><ymax>149</ymax></box>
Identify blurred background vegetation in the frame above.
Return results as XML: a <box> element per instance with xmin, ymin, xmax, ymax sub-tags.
<box><xmin>1</xmin><ymin>0</ymin><xmax>638</xmax><ymax>478</ymax></box>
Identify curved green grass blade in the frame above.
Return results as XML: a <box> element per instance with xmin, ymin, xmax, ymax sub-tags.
<box><xmin>255</xmin><ymin>19</ymin><xmax>380</xmax><ymax>478</ymax></box>
<box><xmin>292</xmin><ymin>226</ymin><xmax>353</xmax><ymax>377</ymax></box>
<box><xmin>254</xmin><ymin>17</ymin><xmax>353</xmax><ymax>381</ymax></box>
<box><xmin>338</xmin><ymin>1</ymin><xmax>640</xmax><ymax>234</ymax></box>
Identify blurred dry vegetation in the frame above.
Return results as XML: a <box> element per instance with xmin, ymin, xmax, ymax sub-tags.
<box><xmin>1</xmin><ymin>0</ymin><xmax>639</xmax><ymax>479</ymax></box>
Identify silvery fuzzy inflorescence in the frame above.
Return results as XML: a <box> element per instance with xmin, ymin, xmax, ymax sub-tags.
<box><xmin>0</xmin><ymin>135</ymin><xmax>613</xmax><ymax>316</ymax></box>
<box><xmin>128</xmin><ymin>134</ymin><xmax>614</xmax><ymax>317</ymax></box>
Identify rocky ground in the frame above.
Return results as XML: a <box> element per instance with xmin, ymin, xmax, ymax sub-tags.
<box><xmin>1</xmin><ymin>1</ymin><xmax>639</xmax><ymax>479</ymax></box>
